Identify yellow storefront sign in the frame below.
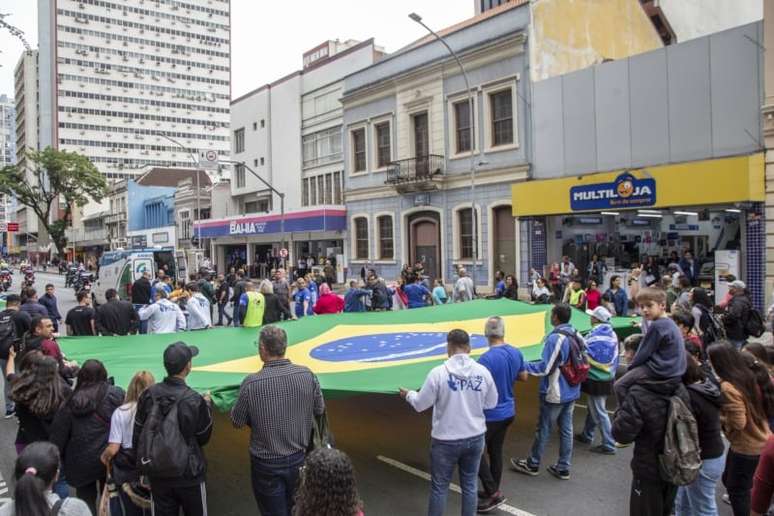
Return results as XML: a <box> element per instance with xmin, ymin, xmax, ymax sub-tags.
<box><xmin>511</xmin><ymin>153</ymin><xmax>764</xmax><ymax>217</ymax></box>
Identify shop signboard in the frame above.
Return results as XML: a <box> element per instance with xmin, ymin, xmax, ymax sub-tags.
<box><xmin>570</xmin><ymin>172</ymin><xmax>656</xmax><ymax>211</ymax></box>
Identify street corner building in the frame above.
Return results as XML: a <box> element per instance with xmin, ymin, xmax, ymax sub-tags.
<box><xmin>512</xmin><ymin>20</ymin><xmax>765</xmax><ymax>310</ymax></box>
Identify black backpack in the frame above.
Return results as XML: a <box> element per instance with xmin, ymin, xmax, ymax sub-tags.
<box><xmin>696</xmin><ymin>305</ymin><xmax>725</xmax><ymax>347</ymax></box>
<box><xmin>136</xmin><ymin>392</ymin><xmax>195</xmax><ymax>479</ymax></box>
<box><xmin>746</xmin><ymin>309</ymin><xmax>766</xmax><ymax>338</ymax></box>
<box><xmin>0</xmin><ymin>312</ymin><xmax>16</xmax><ymax>359</ymax></box>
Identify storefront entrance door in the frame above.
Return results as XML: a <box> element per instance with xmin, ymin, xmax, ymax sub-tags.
<box><xmin>493</xmin><ymin>205</ymin><xmax>516</xmax><ymax>277</ymax></box>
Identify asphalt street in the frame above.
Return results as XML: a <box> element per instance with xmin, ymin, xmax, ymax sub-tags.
<box><xmin>0</xmin><ymin>270</ymin><xmax>735</xmax><ymax>515</ymax></box>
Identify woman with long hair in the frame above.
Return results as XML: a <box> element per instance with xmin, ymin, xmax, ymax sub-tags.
<box><xmin>708</xmin><ymin>342</ymin><xmax>774</xmax><ymax>516</ymax></box>
<box><xmin>50</xmin><ymin>359</ymin><xmax>124</xmax><ymax>513</ymax></box>
<box><xmin>293</xmin><ymin>448</ymin><xmax>362</xmax><ymax>516</ymax></box>
<box><xmin>101</xmin><ymin>371</ymin><xmax>155</xmax><ymax>516</ymax></box>
<box><xmin>0</xmin><ymin>441</ymin><xmax>91</xmax><ymax>516</ymax></box>
<box><xmin>503</xmin><ymin>274</ymin><xmax>519</xmax><ymax>301</ymax></box>
<box><xmin>8</xmin><ymin>351</ymin><xmax>69</xmax><ymax>455</ymax></box>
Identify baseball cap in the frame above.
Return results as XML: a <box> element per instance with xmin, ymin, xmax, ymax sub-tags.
<box><xmin>163</xmin><ymin>341</ymin><xmax>199</xmax><ymax>376</ymax></box>
<box><xmin>586</xmin><ymin>306</ymin><xmax>612</xmax><ymax>323</ymax></box>
<box><xmin>729</xmin><ymin>280</ymin><xmax>746</xmax><ymax>290</ymax></box>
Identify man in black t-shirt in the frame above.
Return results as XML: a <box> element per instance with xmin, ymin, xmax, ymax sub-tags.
<box><xmin>65</xmin><ymin>291</ymin><xmax>96</xmax><ymax>336</ymax></box>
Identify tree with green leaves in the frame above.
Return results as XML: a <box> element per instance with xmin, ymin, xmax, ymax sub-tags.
<box><xmin>0</xmin><ymin>147</ymin><xmax>108</xmax><ymax>257</ymax></box>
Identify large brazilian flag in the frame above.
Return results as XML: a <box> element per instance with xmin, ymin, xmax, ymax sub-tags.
<box><xmin>58</xmin><ymin>300</ymin><xmax>638</xmax><ymax>411</ymax></box>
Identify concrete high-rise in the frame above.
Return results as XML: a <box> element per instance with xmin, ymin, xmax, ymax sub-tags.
<box><xmin>0</xmin><ymin>94</ymin><xmax>16</xmax><ymax>230</ymax></box>
<box><xmin>35</xmin><ymin>0</ymin><xmax>231</xmax><ymax>186</ymax></box>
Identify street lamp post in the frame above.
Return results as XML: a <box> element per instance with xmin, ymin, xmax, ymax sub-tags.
<box><xmin>219</xmin><ymin>160</ymin><xmax>287</xmax><ymax>268</ymax></box>
<box><xmin>409</xmin><ymin>12</ymin><xmax>479</xmax><ymax>292</ymax></box>
<box><xmin>157</xmin><ymin>133</ymin><xmax>203</xmax><ymax>250</ymax></box>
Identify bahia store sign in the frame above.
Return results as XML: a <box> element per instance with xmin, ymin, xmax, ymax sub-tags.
<box><xmin>570</xmin><ymin>173</ymin><xmax>656</xmax><ymax>211</ymax></box>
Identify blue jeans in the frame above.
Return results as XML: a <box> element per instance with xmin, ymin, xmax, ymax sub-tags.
<box><xmin>249</xmin><ymin>451</ymin><xmax>304</xmax><ymax>516</ymax></box>
<box><xmin>132</xmin><ymin>304</ymin><xmax>148</xmax><ymax>334</ymax></box>
<box><xmin>0</xmin><ymin>358</ymin><xmax>13</xmax><ymax>413</ymax></box>
<box><xmin>581</xmin><ymin>395</ymin><xmax>614</xmax><ymax>451</ymax></box>
<box><xmin>429</xmin><ymin>434</ymin><xmax>485</xmax><ymax>516</ymax></box>
<box><xmin>217</xmin><ymin>303</ymin><xmax>232</xmax><ymax>326</ymax></box>
<box><xmin>675</xmin><ymin>455</ymin><xmax>724</xmax><ymax>516</ymax></box>
<box><xmin>232</xmin><ymin>304</ymin><xmax>241</xmax><ymax>327</ymax></box>
<box><xmin>528</xmin><ymin>396</ymin><xmax>575</xmax><ymax>471</ymax></box>
<box><xmin>729</xmin><ymin>339</ymin><xmax>747</xmax><ymax>350</ymax></box>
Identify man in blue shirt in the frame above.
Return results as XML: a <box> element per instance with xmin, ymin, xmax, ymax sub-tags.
<box><xmin>494</xmin><ymin>271</ymin><xmax>506</xmax><ymax>298</ymax></box>
<box><xmin>404</xmin><ymin>276</ymin><xmax>431</xmax><ymax>309</ymax></box>
<box><xmin>344</xmin><ymin>280</ymin><xmax>371</xmax><ymax>313</ymax></box>
<box><xmin>511</xmin><ymin>304</ymin><xmax>582</xmax><ymax>480</ymax></box>
<box><xmin>293</xmin><ymin>278</ymin><xmax>313</xmax><ymax>318</ymax></box>
<box><xmin>476</xmin><ymin>316</ymin><xmax>527</xmax><ymax>512</ymax></box>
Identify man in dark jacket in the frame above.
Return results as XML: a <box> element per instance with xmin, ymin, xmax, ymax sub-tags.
<box><xmin>197</xmin><ymin>272</ymin><xmax>216</xmax><ymax>321</ymax></box>
<box><xmin>131</xmin><ymin>272</ymin><xmax>152</xmax><ymax>306</ymax></box>
<box><xmin>0</xmin><ymin>294</ymin><xmax>30</xmax><ymax>416</ymax></box>
<box><xmin>131</xmin><ymin>272</ymin><xmax>153</xmax><ymax>334</ymax></box>
<box><xmin>723</xmin><ymin>280</ymin><xmax>753</xmax><ymax>349</ymax></box>
<box><xmin>612</xmin><ymin>367</ymin><xmax>691</xmax><ymax>515</ymax></box>
<box><xmin>230</xmin><ymin>271</ymin><xmax>246</xmax><ymax>327</ymax></box>
<box><xmin>96</xmin><ymin>288</ymin><xmax>139</xmax><ymax>336</ymax></box>
<box><xmin>39</xmin><ymin>284</ymin><xmax>63</xmax><ymax>332</ymax></box>
<box><xmin>133</xmin><ymin>342</ymin><xmax>213</xmax><ymax>516</ymax></box>
<box><xmin>20</xmin><ymin>288</ymin><xmax>49</xmax><ymax>320</ymax></box>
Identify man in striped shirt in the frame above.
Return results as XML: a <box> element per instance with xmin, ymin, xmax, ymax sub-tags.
<box><xmin>230</xmin><ymin>325</ymin><xmax>325</xmax><ymax>516</ymax></box>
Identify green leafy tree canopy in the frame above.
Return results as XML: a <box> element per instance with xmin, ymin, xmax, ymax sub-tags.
<box><xmin>0</xmin><ymin>147</ymin><xmax>108</xmax><ymax>256</ymax></box>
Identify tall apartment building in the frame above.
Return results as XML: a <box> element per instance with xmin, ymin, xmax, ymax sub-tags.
<box><xmin>13</xmin><ymin>51</ymin><xmax>40</xmax><ymax>254</ymax></box>
<box><xmin>0</xmin><ymin>95</ymin><xmax>16</xmax><ymax>234</ymax></box>
<box><xmin>35</xmin><ymin>0</ymin><xmax>231</xmax><ymax>207</ymax></box>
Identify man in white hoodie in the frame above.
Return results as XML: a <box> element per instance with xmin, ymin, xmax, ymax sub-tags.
<box><xmin>185</xmin><ymin>282</ymin><xmax>212</xmax><ymax>330</ymax></box>
<box><xmin>138</xmin><ymin>288</ymin><xmax>186</xmax><ymax>334</ymax></box>
<box><xmin>400</xmin><ymin>329</ymin><xmax>498</xmax><ymax>516</ymax></box>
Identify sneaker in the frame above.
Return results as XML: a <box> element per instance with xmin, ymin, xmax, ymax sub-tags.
<box><xmin>589</xmin><ymin>445</ymin><xmax>616</xmax><ymax>455</ymax></box>
<box><xmin>546</xmin><ymin>464</ymin><xmax>570</xmax><ymax>480</ymax></box>
<box><xmin>4</xmin><ymin>410</ymin><xmax>15</xmax><ymax>419</ymax></box>
<box><xmin>510</xmin><ymin>458</ymin><xmax>539</xmax><ymax>476</ymax></box>
<box><xmin>477</xmin><ymin>492</ymin><xmax>507</xmax><ymax>513</ymax></box>
<box><xmin>574</xmin><ymin>433</ymin><xmax>592</xmax><ymax>445</ymax></box>
<box><xmin>721</xmin><ymin>493</ymin><xmax>730</xmax><ymax>505</ymax></box>
<box><xmin>615</xmin><ymin>441</ymin><xmax>631</xmax><ymax>448</ymax></box>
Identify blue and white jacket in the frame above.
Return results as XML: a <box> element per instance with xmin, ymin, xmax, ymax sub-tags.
<box><xmin>527</xmin><ymin>323</ymin><xmax>582</xmax><ymax>404</ymax></box>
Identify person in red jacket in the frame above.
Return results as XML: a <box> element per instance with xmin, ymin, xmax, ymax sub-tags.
<box><xmin>313</xmin><ymin>283</ymin><xmax>344</xmax><ymax>315</ymax></box>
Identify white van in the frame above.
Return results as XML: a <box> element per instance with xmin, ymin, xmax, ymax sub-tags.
<box><xmin>93</xmin><ymin>247</ymin><xmax>187</xmax><ymax>304</ymax></box>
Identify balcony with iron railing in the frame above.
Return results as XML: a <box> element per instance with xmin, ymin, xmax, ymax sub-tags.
<box><xmin>384</xmin><ymin>154</ymin><xmax>444</xmax><ymax>193</ymax></box>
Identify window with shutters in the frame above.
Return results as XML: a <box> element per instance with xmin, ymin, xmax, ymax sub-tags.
<box><xmin>353</xmin><ymin>217</ymin><xmax>369</xmax><ymax>260</ymax></box>
<box><xmin>377</xmin><ymin>215</ymin><xmax>394</xmax><ymax>260</ymax></box>
<box><xmin>351</xmin><ymin>127</ymin><xmax>366</xmax><ymax>173</ymax></box>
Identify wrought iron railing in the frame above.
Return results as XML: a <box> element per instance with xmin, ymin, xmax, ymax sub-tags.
<box><xmin>385</xmin><ymin>154</ymin><xmax>444</xmax><ymax>185</ymax></box>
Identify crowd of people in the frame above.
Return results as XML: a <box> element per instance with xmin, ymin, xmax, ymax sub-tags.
<box><xmin>0</xmin><ymin>326</ymin><xmax>361</xmax><ymax>516</ymax></box>
<box><xmin>3</xmin><ymin>253</ymin><xmax>774</xmax><ymax>516</ymax></box>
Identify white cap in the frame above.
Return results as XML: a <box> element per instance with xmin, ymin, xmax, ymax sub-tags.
<box><xmin>586</xmin><ymin>306</ymin><xmax>612</xmax><ymax>323</ymax></box>
<box><xmin>729</xmin><ymin>280</ymin><xmax>746</xmax><ymax>290</ymax></box>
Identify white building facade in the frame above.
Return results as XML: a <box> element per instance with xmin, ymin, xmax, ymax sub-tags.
<box><xmin>12</xmin><ymin>51</ymin><xmax>40</xmax><ymax>256</ymax></box>
<box><xmin>199</xmin><ymin>39</ymin><xmax>384</xmax><ymax>276</ymax></box>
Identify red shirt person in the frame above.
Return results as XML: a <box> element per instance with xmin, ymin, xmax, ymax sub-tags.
<box><xmin>313</xmin><ymin>283</ymin><xmax>344</xmax><ymax>315</ymax></box>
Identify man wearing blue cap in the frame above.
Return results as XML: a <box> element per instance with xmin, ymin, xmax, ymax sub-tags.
<box><xmin>133</xmin><ymin>342</ymin><xmax>213</xmax><ymax>516</ymax></box>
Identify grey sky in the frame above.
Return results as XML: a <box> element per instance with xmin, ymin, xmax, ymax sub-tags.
<box><xmin>0</xmin><ymin>0</ymin><xmax>473</xmax><ymax>99</ymax></box>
